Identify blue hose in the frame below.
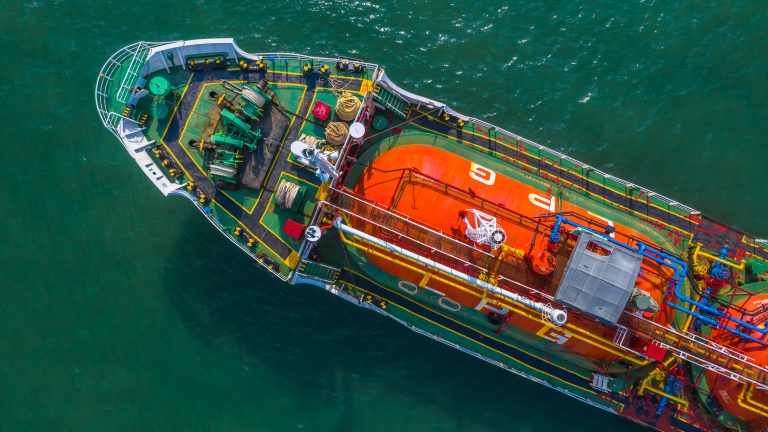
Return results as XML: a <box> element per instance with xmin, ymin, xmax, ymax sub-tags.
<box><xmin>556</xmin><ymin>216</ymin><xmax>766</xmax><ymax>344</ymax></box>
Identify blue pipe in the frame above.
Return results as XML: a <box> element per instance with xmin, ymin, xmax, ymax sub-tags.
<box><xmin>557</xmin><ymin>217</ymin><xmax>767</xmax><ymax>343</ymax></box>
<box><xmin>549</xmin><ymin>215</ymin><xmax>563</xmax><ymax>244</ymax></box>
<box><xmin>693</xmin><ymin>246</ymin><xmax>729</xmax><ymax>330</ymax></box>
<box><xmin>656</xmin><ymin>375</ymin><xmax>681</xmax><ymax>416</ymax></box>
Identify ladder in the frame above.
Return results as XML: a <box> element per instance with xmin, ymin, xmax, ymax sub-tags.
<box><xmin>116</xmin><ymin>44</ymin><xmax>152</xmax><ymax>103</ymax></box>
<box><xmin>373</xmin><ymin>85</ymin><xmax>409</xmax><ymax>118</ymax></box>
<box><xmin>297</xmin><ymin>260</ymin><xmax>341</xmax><ymax>283</ymax></box>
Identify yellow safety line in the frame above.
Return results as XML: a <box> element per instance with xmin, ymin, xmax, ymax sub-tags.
<box><xmin>343</xmin><ymin>269</ymin><xmax>598</xmax><ymax>394</ymax></box>
<box><xmin>338</xmin><ymin>229</ymin><xmax>646</xmax><ymax>364</ymax></box>
<box><xmin>741</xmin><ymin>234</ymin><xmax>768</xmax><ymax>254</ymax></box>
<box><xmin>214</xmin><ymin>200</ymin><xmax>293</xmax><ymax>267</ymax></box>
<box><xmin>234</xmin><ymin>81</ymin><xmax>308</xmax><ymax>214</ymax></box>
<box><xmin>260</xmin><ymin>86</ymin><xmax>309</xmax><ymax>194</ymax></box>
<box><xmin>177</xmin><ymin>81</ymin><xmax>308</xmax><ymax>214</ymax></box>
<box><xmin>157</xmin><ymin>74</ymin><xmax>198</xmax><ymax>181</ymax></box>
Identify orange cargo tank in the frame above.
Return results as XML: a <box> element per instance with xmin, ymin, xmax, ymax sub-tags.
<box><xmin>351</xmin><ymin>144</ymin><xmax>677</xmax><ymax>366</ymax></box>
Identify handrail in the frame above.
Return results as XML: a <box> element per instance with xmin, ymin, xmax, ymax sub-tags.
<box><xmin>324</xmin><ymin>187</ymin><xmax>768</xmax><ymax>389</ymax></box>
<box><xmin>334</xmin><ymin>217</ymin><xmax>568</xmax><ymax>325</ymax></box>
<box><xmin>95</xmin><ymin>41</ymin><xmax>165</xmax><ymax>138</ymax></box>
<box><xmin>322</xmin><ymin>189</ymin><xmax>560</xmax><ymax>304</ymax></box>
<box><xmin>375</xmin><ymin>78</ymin><xmax>698</xmax><ymax>218</ymax></box>
<box><xmin>620</xmin><ymin>313</ymin><xmax>768</xmax><ymax>390</ymax></box>
<box><xmin>457</xmin><ymin>115</ymin><xmax>698</xmax><ymax>215</ymax></box>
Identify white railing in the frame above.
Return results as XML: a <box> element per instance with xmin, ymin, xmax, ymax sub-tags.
<box><xmin>95</xmin><ymin>41</ymin><xmax>165</xmax><ymax>138</ymax></box>
<box><xmin>318</xmin><ymin>189</ymin><xmax>560</xmax><ymax>305</ymax></box>
<box><xmin>621</xmin><ymin>312</ymin><xmax>768</xmax><ymax>390</ymax></box>
<box><xmin>320</xmin><ymin>186</ymin><xmax>768</xmax><ymax>389</ymax></box>
<box><xmin>373</xmin><ymin>79</ymin><xmax>698</xmax><ymax>217</ymax></box>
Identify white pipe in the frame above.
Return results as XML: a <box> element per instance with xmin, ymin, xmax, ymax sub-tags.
<box><xmin>334</xmin><ymin>218</ymin><xmax>567</xmax><ymax>326</ymax></box>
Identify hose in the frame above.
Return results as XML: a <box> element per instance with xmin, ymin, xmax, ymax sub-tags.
<box><xmin>335</xmin><ymin>93</ymin><xmax>361</xmax><ymax>121</ymax></box>
<box><xmin>325</xmin><ymin>121</ymin><xmax>349</xmax><ymax>147</ymax></box>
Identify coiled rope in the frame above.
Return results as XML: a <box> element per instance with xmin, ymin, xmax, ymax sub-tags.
<box><xmin>275</xmin><ymin>179</ymin><xmax>301</xmax><ymax>209</ymax></box>
<box><xmin>241</xmin><ymin>87</ymin><xmax>267</xmax><ymax>108</ymax></box>
<box><xmin>299</xmin><ymin>133</ymin><xmax>324</xmax><ymax>147</ymax></box>
<box><xmin>335</xmin><ymin>93</ymin><xmax>361</xmax><ymax>121</ymax></box>
<box><xmin>325</xmin><ymin>121</ymin><xmax>349</xmax><ymax>147</ymax></box>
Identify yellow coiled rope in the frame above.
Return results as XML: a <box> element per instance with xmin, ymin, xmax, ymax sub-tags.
<box><xmin>325</xmin><ymin>121</ymin><xmax>349</xmax><ymax>147</ymax></box>
<box><xmin>335</xmin><ymin>93</ymin><xmax>361</xmax><ymax>121</ymax></box>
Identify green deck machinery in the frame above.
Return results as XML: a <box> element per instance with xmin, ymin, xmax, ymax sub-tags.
<box><xmin>210</xmin><ymin>132</ymin><xmax>256</xmax><ymax>152</ymax></box>
<box><xmin>209</xmin><ymin>149</ymin><xmax>242</xmax><ymax>184</ymax></box>
<box><xmin>220</xmin><ymin>109</ymin><xmax>261</xmax><ymax>150</ymax></box>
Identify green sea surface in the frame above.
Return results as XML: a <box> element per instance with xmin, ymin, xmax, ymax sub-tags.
<box><xmin>1</xmin><ymin>1</ymin><xmax>766</xmax><ymax>431</ymax></box>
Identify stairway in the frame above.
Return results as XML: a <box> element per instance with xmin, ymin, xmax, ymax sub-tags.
<box><xmin>298</xmin><ymin>260</ymin><xmax>341</xmax><ymax>283</ymax></box>
<box><xmin>116</xmin><ymin>45</ymin><xmax>152</xmax><ymax>103</ymax></box>
<box><xmin>373</xmin><ymin>85</ymin><xmax>409</xmax><ymax>119</ymax></box>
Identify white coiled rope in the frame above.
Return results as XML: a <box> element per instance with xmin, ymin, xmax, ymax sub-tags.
<box><xmin>275</xmin><ymin>179</ymin><xmax>301</xmax><ymax>209</ymax></box>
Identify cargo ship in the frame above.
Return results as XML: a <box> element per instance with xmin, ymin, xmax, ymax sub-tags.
<box><xmin>95</xmin><ymin>39</ymin><xmax>768</xmax><ymax>431</ymax></box>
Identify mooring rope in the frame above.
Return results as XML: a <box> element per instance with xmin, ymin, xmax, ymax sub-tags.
<box><xmin>335</xmin><ymin>93</ymin><xmax>361</xmax><ymax>121</ymax></box>
<box><xmin>275</xmin><ymin>179</ymin><xmax>301</xmax><ymax>209</ymax></box>
<box><xmin>325</xmin><ymin>121</ymin><xmax>349</xmax><ymax>147</ymax></box>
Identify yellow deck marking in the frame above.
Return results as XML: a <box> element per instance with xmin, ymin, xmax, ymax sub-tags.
<box><xmin>158</xmin><ymin>78</ymin><xmax>308</xmax><ymax>266</ymax></box>
<box><xmin>257</xmin><ymin>171</ymin><xmax>318</xmax><ymax>252</ymax></box>
<box><xmin>174</xmin><ymin>81</ymin><xmax>308</xmax><ymax>214</ymax></box>
<box><xmin>260</xmin><ymin>86</ymin><xmax>309</xmax><ymax>195</ymax></box>
<box><xmin>213</xmin><ymin>202</ymin><xmax>293</xmax><ymax>266</ymax></box>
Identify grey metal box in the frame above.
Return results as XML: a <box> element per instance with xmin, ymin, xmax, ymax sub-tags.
<box><xmin>554</xmin><ymin>232</ymin><xmax>643</xmax><ymax>324</ymax></box>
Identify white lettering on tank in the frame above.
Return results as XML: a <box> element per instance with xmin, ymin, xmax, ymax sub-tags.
<box><xmin>474</xmin><ymin>297</ymin><xmax>510</xmax><ymax>314</ymax></box>
<box><xmin>469</xmin><ymin>163</ymin><xmax>496</xmax><ymax>185</ymax></box>
<box><xmin>529</xmin><ymin>193</ymin><xmax>556</xmax><ymax>212</ymax></box>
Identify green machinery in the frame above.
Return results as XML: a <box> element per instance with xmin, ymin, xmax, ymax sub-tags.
<box><xmin>239</xmin><ymin>85</ymin><xmax>270</xmax><ymax>121</ymax></box>
<box><xmin>220</xmin><ymin>109</ymin><xmax>261</xmax><ymax>150</ymax></box>
<box><xmin>210</xmin><ymin>131</ymin><xmax>256</xmax><ymax>152</ymax></box>
<box><xmin>206</xmin><ymin>82</ymin><xmax>271</xmax><ymax>184</ymax></box>
<box><xmin>209</xmin><ymin>149</ymin><xmax>243</xmax><ymax>184</ymax></box>
<box><xmin>220</xmin><ymin>80</ymin><xmax>271</xmax><ymax>122</ymax></box>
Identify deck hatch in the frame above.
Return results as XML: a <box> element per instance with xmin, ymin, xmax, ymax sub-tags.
<box><xmin>554</xmin><ymin>232</ymin><xmax>642</xmax><ymax>324</ymax></box>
